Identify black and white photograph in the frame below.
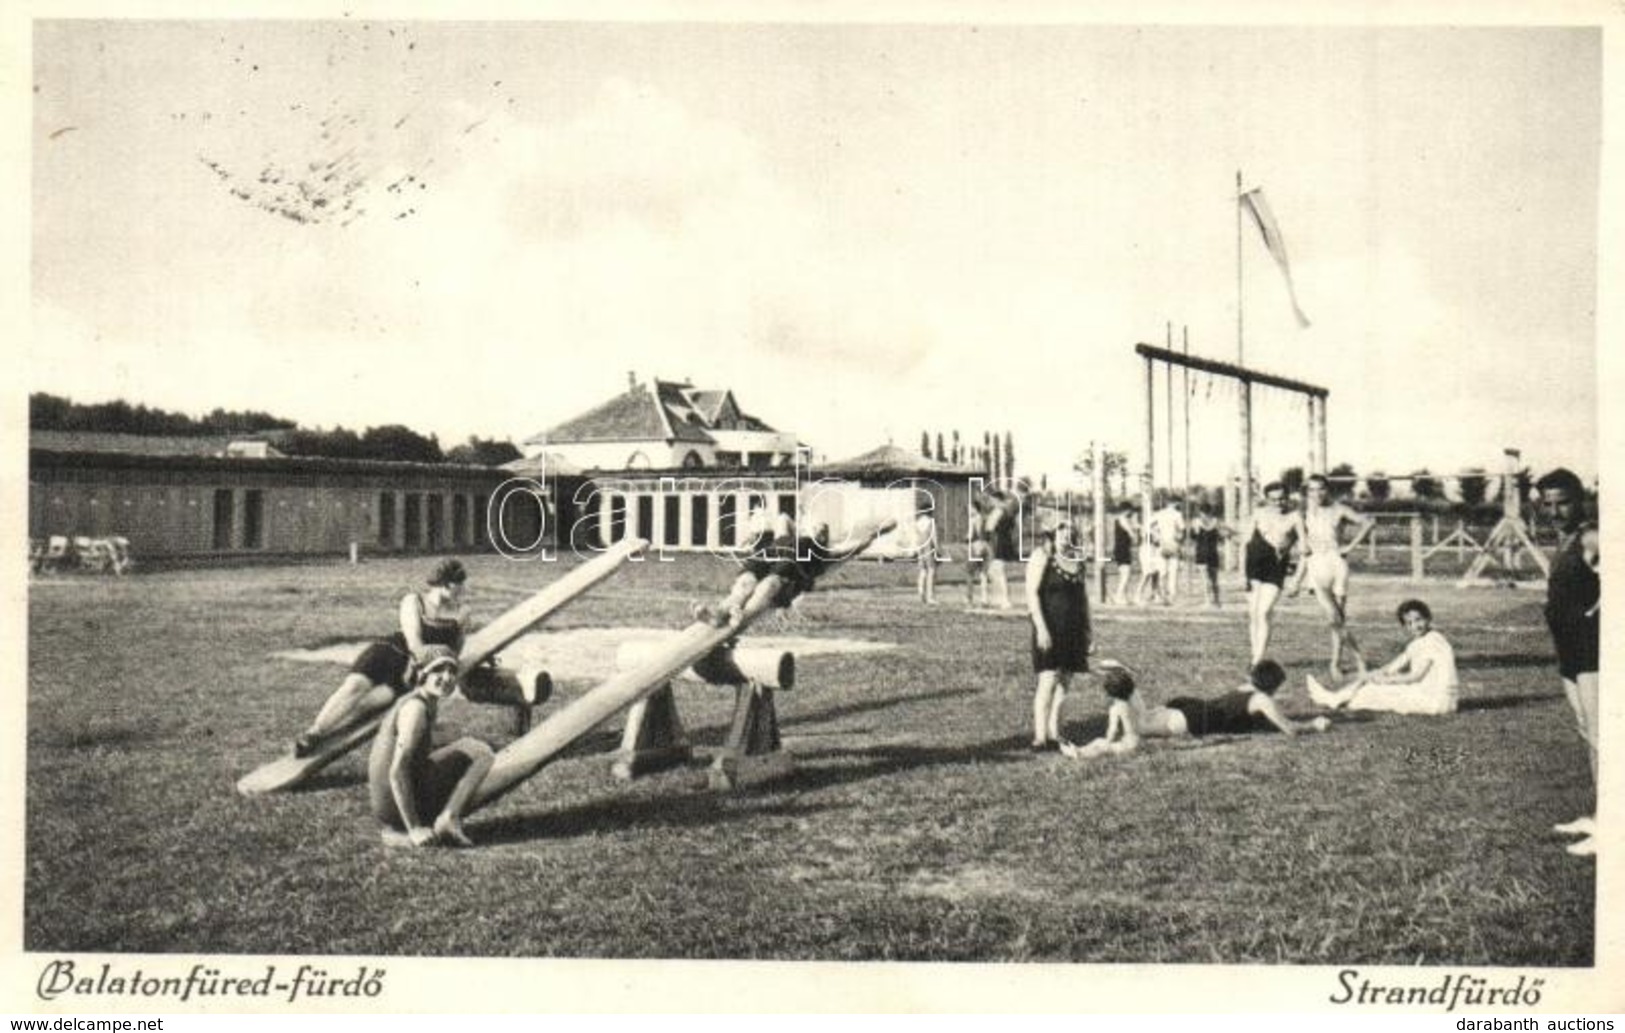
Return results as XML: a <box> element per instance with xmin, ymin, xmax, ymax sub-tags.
<box><xmin>11</xmin><ymin>0</ymin><xmax>1620</xmax><ymax>1014</ymax></box>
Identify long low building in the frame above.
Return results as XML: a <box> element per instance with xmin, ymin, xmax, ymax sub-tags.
<box><xmin>29</xmin><ymin>436</ymin><xmax>544</xmax><ymax>561</ymax></box>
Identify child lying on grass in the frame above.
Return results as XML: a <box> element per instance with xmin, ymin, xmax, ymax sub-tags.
<box><xmin>1061</xmin><ymin>659</ymin><xmax>1329</xmax><ymax>760</ymax></box>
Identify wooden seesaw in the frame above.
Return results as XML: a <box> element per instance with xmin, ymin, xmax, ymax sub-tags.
<box><xmin>235</xmin><ymin>536</ymin><xmax>650</xmax><ymax>797</ymax></box>
<box><xmin>609</xmin><ymin>640</ymin><xmax>795</xmax><ymax>789</ymax></box>
<box><xmin>467</xmin><ymin>518</ymin><xmax>897</xmax><ymax>813</ymax></box>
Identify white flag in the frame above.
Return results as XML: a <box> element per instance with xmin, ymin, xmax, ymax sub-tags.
<box><xmin>1241</xmin><ymin>188</ymin><xmax>1311</xmax><ymax>328</ymax></box>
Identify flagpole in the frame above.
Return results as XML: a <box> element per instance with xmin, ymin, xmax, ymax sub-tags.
<box><xmin>1182</xmin><ymin>324</ymin><xmax>1191</xmax><ymax>516</ymax></box>
<box><xmin>1236</xmin><ymin>170</ymin><xmax>1253</xmax><ymax>534</ymax></box>
<box><xmin>1236</xmin><ymin>169</ymin><xmax>1244</xmax><ymax>364</ymax></box>
<box><xmin>1166</xmin><ymin>321</ymin><xmax>1175</xmax><ymax>498</ymax></box>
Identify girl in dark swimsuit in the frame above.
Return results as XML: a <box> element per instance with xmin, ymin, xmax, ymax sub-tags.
<box><xmin>295</xmin><ymin>558</ymin><xmax>470</xmax><ymax>757</ymax></box>
<box><xmin>1026</xmin><ymin>519</ymin><xmax>1091</xmax><ymax>750</ymax></box>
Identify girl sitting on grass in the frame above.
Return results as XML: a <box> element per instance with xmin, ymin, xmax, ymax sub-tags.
<box><xmin>368</xmin><ymin>645</ymin><xmax>494</xmax><ymax>848</ymax></box>
<box><xmin>1304</xmin><ymin>599</ymin><xmax>1458</xmax><ymax>716</ymax></box>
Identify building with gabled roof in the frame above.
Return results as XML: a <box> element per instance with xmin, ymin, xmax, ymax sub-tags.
<box><xmin>522</xmin><ymin>373</ymin><xmax>800</xmax><ymax>472</ymax></box>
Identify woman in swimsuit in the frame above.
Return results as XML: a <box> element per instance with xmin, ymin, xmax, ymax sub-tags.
<box><xmin>1026</xmin><ymin>518</ymin><xmax>1091</xmax><ymax>750</ymax></box>
<box><xmin>294</xmin><ymin>558</ymin><xmax>470</xmax><ymax>757</ymax></box>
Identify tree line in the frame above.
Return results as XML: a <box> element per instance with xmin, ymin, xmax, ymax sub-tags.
<box><xmin>920</xmin><ymin>429</ymin><xmax>1016</xmax><ymax>481</ymax></box>
<box><xmin>30</xmin><ymin>392</ymin><xmax>522</xmax><ymax>467</ymax></box>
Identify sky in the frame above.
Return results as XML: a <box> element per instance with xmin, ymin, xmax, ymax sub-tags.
<box><xmin>28</xmin><ymin>16</ymin><xmax>1605</xmax><ymax>490</ymax></box>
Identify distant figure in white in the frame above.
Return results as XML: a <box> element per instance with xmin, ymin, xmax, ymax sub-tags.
<box><xmin>1306</xmin><ymin>599</ymin><xmax>1458</xmax><ymax>716</ymax></box>
<box><xmin>914</xmin><ymin>509</ymin><xmax>940</xmax><ymax>605</ymax></box>
<box><xmin>1289</xmin><ymin>474</ymin><xmax>1373</xmax><ymax>678</ymax></box>
<box><xmin>1133</xmin><ymin>508</ymin><xmax>1166</xmax><ymax>606</ymax></box>
<box><xmin>1150</xmin><ymin>500</ymin><xmax>1186</xmax><ymax>601</ymax></box>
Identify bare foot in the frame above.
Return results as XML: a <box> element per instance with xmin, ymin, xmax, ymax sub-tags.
<box><xmin>433</xmin><ymin>815</ymin><xmax>475</xmax><ymax>848</ymax></box>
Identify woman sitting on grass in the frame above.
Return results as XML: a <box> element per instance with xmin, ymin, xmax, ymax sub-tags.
<box><xmin>1063</xmin><ymin>659</ymin><xmax>1329</xmax><ymax>758</ymax></box>
<box><xmin>368</xmin><ymin>645</ymin><xmax>494</xmax><ymax>849</ymax></box>
<box><xmin>1305</xmin><ymin>599</ymin><xmax>1458</xmax><ymax>716</ymax></box>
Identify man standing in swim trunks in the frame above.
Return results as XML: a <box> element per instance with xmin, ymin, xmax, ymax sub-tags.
<box><xmin>1289</xmin><ymin>473</ymin><xmax>1373</xmax><ymax>678</ymax></box>
<box><xmin>1536</xmin><ymin>468</ymin><xmax>1599</xmax><ymax>858</ymax></box>
<box><xmin>1245</xmin><ymin>482</ymin><xmax>1306</xmax><ymax>667</ymax></box>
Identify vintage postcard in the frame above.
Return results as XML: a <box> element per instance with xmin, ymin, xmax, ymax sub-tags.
<box><xmin>5</xmin><ymin>0</ymin><xmax>1620</xmax><ymax>1016</ymax></box>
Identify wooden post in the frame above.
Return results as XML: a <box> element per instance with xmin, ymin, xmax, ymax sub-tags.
<box><xmin>1092</xmin><ymin>440</ymin><xmax>1107</xmax><ymax>602</ymax></box>
<box><xmin>709</xmin><ymin>682</ymin><xmax>794</xmax><ymax>791</ymax></box>
<box><xmin>1410</xmin><ymin>514</ymin><xmax>1424</xmax><ymax>581</ymax></box>
<box><xmin>1315</xmin><ymin>395</ymin><xmax>1329</xmax><ymax>475</ymax></box>
<box><xmin>612</xmin><ymin>685</ymin><xmax>691</xmax><ymax>781</ymax></box>
<box><xmin>1165</xmin><ymin>322</ymin><xmax>1175</xmax><ymax>493</ymax></box>
<box><xmin>1306</xmin><ymin>398</ymin><xmax>1317</xmax><ymax>481</ymax></box>
<box><xmin>1143</xmin><ymin>352</ymin><xmax>1156</xmax><ymax>524</ymax></box>
<box><xmin>1182</xmin><ymin>326</ymin><xmax>1192</xmax><ymax>515</ymax></box>
<box><xmin>1239</xmin><ymin>381</ymin><xmax>1253</xmax><ymax>529</ymax></box>
<box><xmin>1225</xmin><ymin>466</ymin><xmax>1240</xmax><ymax>571</ymax></box>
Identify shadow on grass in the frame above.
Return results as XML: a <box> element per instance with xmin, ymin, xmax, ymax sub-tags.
<box><xmin>291</xmin><ymin>729</ymin><xmax>627</xmax><ymax>794</ymax></box>
<box><xmin>31</xmin><ymin>725</ymin><xmax>153</xmax><ymax>749</ymax></box>
<box><xmin>298</xmin><ymin>767</ymin><xmax>370</xmax><ymax>792</ymax></box>
<box><xmin>1455</xmin><ymin>652</ymin><xmax>1558</xmax><ymax>671</ymax></box>
<box><xmin>1459</xmin><ymin>692</ymin><xmax>1562</xmax><ymax>713</ymax></box>
<box><xmin>471</xmin><ymin>791</ymin><xmax>840</xmax><ymax>846</ymax></box>
<box><xmin>788</xmin><ymin>687</ymin><xmax>980</xmax><ymax>728</ymax></box>
<box><xmin>784</xmin><ymin>736</ymin><xmax>1039</xmax><ymax>791</ymax></box>
<box><xmin>479</xmin><ymin>735</ymin><xmax>1034</xmax><ymax>844</ymax></box>
<box><xmin>295</xmin><ymin>632</ymin><xmax>380</xmax><ymax>650</ymax></box>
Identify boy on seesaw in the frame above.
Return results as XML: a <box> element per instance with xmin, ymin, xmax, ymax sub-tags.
<box><xmin>693</xmin><ymin>517</ymin><xmax>869</xmax><ymax>628</ymax></box>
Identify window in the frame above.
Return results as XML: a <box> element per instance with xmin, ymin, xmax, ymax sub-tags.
<box><xmin>778</xmin><ymin>494</ymin><xmax>797</xmax><ymax>524</ymax></box>
<box><xmin>378</xmin><ymin>493</ymin><xmax>396</xmax><ymax>545</ymax></box>
<box><xmin>681</xmin><ymin>450</ymin><xmax>704</xmax><ymax>468</ymax></box>
<box><xmin>691</xmin><ymin>494</ymin><xmax>710</xmax><ymax>547</ymax></box>
<box><xmin>607</xmin><ymin>495</ymin><xmax>627</xmax><ymax>545</ymax></box>
<box><xmin>243</xmin><ymin>490</ymin><xmax>265</xmax><ymax>549</ymax></box>
<box><xmin>664</xmin><ymin>494</ymin><xmax>682</xmax><ymax>547</ymax></box>
<box><xmin>718</xmin><ymin>494</ymin><xmax>737</xmax><ymax>547</ymax></box>
<box><xmin>474</xmin><ymin>495</ymin><xmax>488</xmax><ymax>545</ymax></box>
<box><xmin>212</xmin><ymin>489</ymin><xmax>234</xmax><ymax>550</ymax></box>
<box><xmin>404</xmin><ymin>494</ymin><xmax>423</xmax><ymax>548</ymax></box>
<box><xmin>426</xmin><ymin>495</ymin><xmax>445</xmax><ymax>549</ymax></box>
<box><xmin>635</xmin><ymin>495</ymin><xmax>654</xmax><ymax>541</ymax></box>
<box><xmin>453</xmin><ymin>495</ymin><xmax>470</xmax><ymax>546</ymax></box>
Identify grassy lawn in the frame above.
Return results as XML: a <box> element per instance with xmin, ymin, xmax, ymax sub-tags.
<box><xmin>25</xmin><ymin>550</ymin><xmax>1593</xmax><ymax>962</ymax></box>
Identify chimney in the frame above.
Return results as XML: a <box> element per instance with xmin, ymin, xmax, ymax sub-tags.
<box><xmin>627</xmin><ymin>371</ymin><xmax>638</xmax><ymax>393</ymax></box>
